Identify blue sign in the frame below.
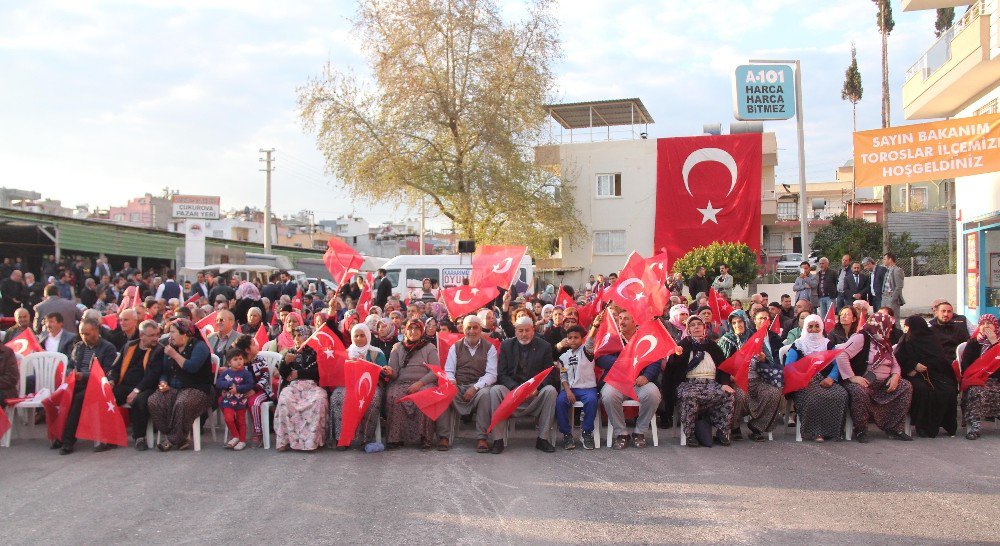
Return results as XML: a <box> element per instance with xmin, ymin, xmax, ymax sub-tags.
<box><xmin>733</xmin><ymin>64</ymin><xmax>795</xmax><ymax>121</ymax></box>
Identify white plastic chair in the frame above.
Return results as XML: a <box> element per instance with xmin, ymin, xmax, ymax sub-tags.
<box><xmin>2</xmin><ymin>352</ymin><xmax>68</xmax><ymax>447</ymax></box>
<box><xmin>255</xmin><ymin>351</ymin><xmax>281</xmax><ymax>449</ymax></box>
<box><xmin>148</xmin><ymin>354</ymin><xmax>220</xmax><ymax>452</ymax></box>
<box><xmin>605</xmin><ymin>400</ymin><xmax>658</xmax><ymax>447</ymax></box>
<box><xmin>778</xmin><ymin>345</ymin><xmax>791</xmax><ymax>365</ymax></box>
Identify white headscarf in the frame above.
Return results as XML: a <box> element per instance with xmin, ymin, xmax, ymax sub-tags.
<box><xmin>347</xmin><ymin>323</ymin><xmax>375</xmax><ymax>360</ymax></box>
<box><xmin>795</xmin><ymin>314</ymin><xmax>829</xmax><ymax>355</ymax></box>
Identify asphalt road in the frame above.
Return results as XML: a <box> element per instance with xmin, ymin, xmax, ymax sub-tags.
<box><xmin>1</xmin><ymin>423</ymin><xmax>998</xmax><ymax>545</ymax></box>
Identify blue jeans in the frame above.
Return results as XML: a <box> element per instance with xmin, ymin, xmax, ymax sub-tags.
<box><xmin>819</xmin><ymin>297</ymin><xmax>833</xmax><ymax>321</ymax></box>
<box><xmin>556</xmin><ymin>387</ymin><xmax>599</xmax><ymax>434</ymax></box>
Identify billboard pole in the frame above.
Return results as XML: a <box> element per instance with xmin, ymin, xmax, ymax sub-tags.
<box><xmin>260</xmin><ymin>148</ymin><xmax>274</xmax><ymax>254</ymax></box>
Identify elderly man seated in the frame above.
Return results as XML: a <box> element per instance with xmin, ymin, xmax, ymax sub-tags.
<box><xmin>488</xmin><ymin>316</ymin><xmax>557</xmax><ymax>454</ymax></box>
<box><xmin>437</xmin><ymin>315</ymin><xmax>499</xmax><ymax>453</ymax></box>
<box><xmin>601</xmin><ymin>310</ymin><xmax>662</xmax><ymax>450</ymax></box>
<box><xmin>108</xmin><ymin>320</ymin><xmax>164</xmax><ymax>450</ymax></box>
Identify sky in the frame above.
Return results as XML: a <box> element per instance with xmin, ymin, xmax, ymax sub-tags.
<box><xmin>0</xmin><ymin>0</ymin><xmax>940</xmax><ymax>227</ymax></box>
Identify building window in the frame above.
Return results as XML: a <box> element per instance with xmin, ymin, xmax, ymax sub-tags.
<box><xmin>212</xmin><ymin>230</ymin><xmax>224</xmax><ymax>238</ymax></box>
<box><xmin>129</xmin><ymin>213</ymin><xmax>140</xmax><ymax>222</ymax></box>
<box><xmin>974</xmin><ymin>99</ymin><xmax>997</xmax><ymax>116</ymax></box>
<box><xmin>594</xmin><ymin>230</ymin><xmax>626</xmax><ymax>255</ymax></box>
<box><xmin>596</xmin><ymin>173</ymin><xmax>622</xmax><ymax>198</ymax></box>
<box><xmin>900</xmin><ymin>186</ymin><xmax>928</xmax><ymax>211</ymax></box>
<box><xmin>777</xmin><ymin>201</ymin><xmax>797</xmax><ymax>220</ymax></box>
<box><xmin>863</xmin><ymin>210</ymin><xmax>878</xmax><ymax>223</ymax></box>
<box><xmin>113</xmin><ymin>213</ymin><xmax>124</xmax><ymax>221</ymax></box>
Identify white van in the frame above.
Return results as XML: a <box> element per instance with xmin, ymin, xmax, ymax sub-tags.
<box><xmin>382</xmin><ymin>254</ymin><xmax>534</xmax><ymax>299</ymax></box>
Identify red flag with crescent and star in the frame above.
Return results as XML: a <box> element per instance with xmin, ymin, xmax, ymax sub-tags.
<box><xmin>441</xmin><ymin>285</ymin><xmax>500</xmax><ymax>319</ymax></box>
<box><xmin>488</xmin><ymin>365</ymin><xmax>556</xmax><ymax>433</ymax></box>
<box><xmin>823</xmin><ymin>304</ymin><xmax>837</xmax><ymax>334</ymax></box>
<box><xmin>717</xmin><ymin>327</ymin><xmax>768</xmax><ymax>392</ymax></box>
<box><xmin>40</xmin><ymin>364</ymin><xmax>71</xmax><ymax>441</ymax></box>
<box><xmin>356</xmin><ymin>275</ymin><xmax>373</xmax><ymax>321</ymax></box>
<box><xmin>593</xmin><ymin>310</ymin><xmax>625</xmax><ymax>359</ymax></box>
<box><xmin>555</xmin><ymin>285</ymin><xmax>575</xmax><ymax>308</ymax></box>
<box><xmin>339</xmin><ymin>359</ymin><xmax>384</xmax><ymax>447</ymax></box>
<box><xmin>196</xmin><ymin>311</ymin><xmax>218</xmax><ymax>340</ymax></box>
<box><xmin>641</xmin><ymin>252</ymin><xmax>671</xmax><ymax>316</ymax></box>
<box><xmin>183</xmin><ymin>293</ymin><xmax>201</xmax><ymax>307</ymax></box>
<box><xmin>101</xmin><ymin>313</ymin><xmax>118</xmax><ymax>331</ymax></box>
<box><xmin>4</xmin><ymin>328</ymin><xmax>42</xmax><ymax>357</ymax></box>
<box><xmin>309</xmin><ymin>324</ymin><xmax>348</xmax><ymax>388</ymax></box>
<box><xmin>960</xmin><ymin>342</ymin><xmax>1000</xmax><ymax>392</ymax></box>
<box><xmin>398</xmin><ymin>364</ymin><xmax>457</xmax><ymax>421</ymax></box>
<box><xmin>653</xmin><ymin>134</ymin><xmax>762</xmax><ymax>269</ymax></box>
<box><xmin>254</xmin><ymin>324</ymin><xmax>269</xmax><ymax>351</ymax></box>
<box><xmin>602</xmin><ymin>319</ymin><xmax>675</xmax><ymax>400</ymax></box>
<box><xmin>782</xmin><ymin>349</ymin><xmax>843</xmax><ymax>395</ymax></box>
<box><xmin>470</xmin><ymin>245</ymin><xmax>526</xmax><ymax>290</ymax></box>
<box><xmin>76</xmin><ymin>359</ymin><xmax>128</xmax><ymax>446</ymax></box>
<box><xmin>323</xmin><ymin>238</ymin><xmax>365</xmax><ymax>287</ymax></box>
<box><xmin>769</xmin><ymin>314</ymin><xmax>783</xmax><ymax>335</ymax></box>
<box><xmin>0</xmin><ymin>406</ymin><xmax>9</xmax><ymax>440</ymax></box>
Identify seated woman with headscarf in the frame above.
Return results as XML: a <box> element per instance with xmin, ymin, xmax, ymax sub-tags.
<box><xmin>262</xmin><ymin>312</ymin><xmax>303</xmax><ymax>353</ymax></box>
<box><xmin>828</xmin><ymin>306</ymin><xmax>859</xmax><ymax>345</ymax></box>
<box><xmin>372</xmin><ymin>317</ymin><xmax>398</xmax><ymax>356</ymax></box>
<box><xmin>664</xmin><ymin>304</ymin><xmax>690</xmax><ymax>343</ymax></box>
<box><xmin>329</xmin><ymin>323</ymin><xmax>386</xmax><ymax>450</ymax></box>
<box><xmin>960</xmin><ymin>314</ymin><xmax>1000</xmax><ymax>440</ymax></box>
<box><xmin>835</xmin><ymin>313</ymin><xmax>914</xmax><ymax>443</ymax></box>
<box><xmin>150</xmin><ymin>319</ymin><xmax>213</xmax><ymax>452</ymax></box>
<box><xmin>385</xmin><ymin>318</ymin><xmax>442</xmax><ymax>450</ymax></box>
<box><xmin>896</xmin><ymin>315</ymin><xmax>958</xmax><ymax>438</ymax></box>
<box><xmin>239</xmin><ymin>306</ymin><xmax>264</xmax><ymax>336</ymax></box>
<box><xmin>274</xmin><ymin>325</ymin><xmax>328</xmax><ymax>451</ymax></box>
<box><xmin>722</xmin><ymin>310</ymin><xmax>784</xmax><ymax>441</ymax></box>
<box><xmin>783</xmin><ymin>310</ymin><xmax>812</xmax><ymax>346</ymax></box>
<box><xmin>232</xmin><ymin>281</ymin><xmax>262</xmax><ymax>325</ymax></box>
<box><xmin>665</xmin><ymin>316</ymin><xmax>735</xmax><ymax>447</ymax></box>
<box><xmin>786</xmin><ymin>314</ymin><xmax>847</xmax><ymax>442</ymax></box>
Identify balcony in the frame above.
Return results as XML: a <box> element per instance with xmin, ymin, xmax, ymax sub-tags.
<box><xmin>903</xmin><ymin>1</ymin><xmax>1000</xmax><ymax>119</ymax></box>
<box><xmin>903</xmin><ymin>0</ymin><xmax>974</xmax><ymax>11</ymax></box>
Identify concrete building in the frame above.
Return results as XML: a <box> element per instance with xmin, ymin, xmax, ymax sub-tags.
<box><xmin>534</xmin><ymin>98</ymin><xmax>778</xmax><ymax>288</ymax></box>
<box><xmin>903</xmin><ymin>0</ymin><xmax>1000</xmax><ymax>320</ymax></box>
<box><xmin>107</xmin><ymin>193</ymin><xmax>172</xmax><ymax>229</ymax></box>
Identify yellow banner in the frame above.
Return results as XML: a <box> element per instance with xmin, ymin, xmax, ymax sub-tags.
<box><xmin>853</xmin><ymin>114</ymin><xmax>1000</xmax><ymax>187</ymax></box>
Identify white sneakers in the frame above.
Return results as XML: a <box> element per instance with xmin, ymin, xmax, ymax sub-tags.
<box><xmin>234</xmin><ymin>442</ymin><xmax>246</xmax><ymax>451</ymax></box>
<box><xmin>226</xmin><ymin>438</ymin><xmax>239</xmax><ymax>449</ymax></box>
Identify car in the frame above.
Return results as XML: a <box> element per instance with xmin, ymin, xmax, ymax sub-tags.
<box><xmin>775</xmin><ymin>251</ymin><xmax>818</xmax><ymax>274</ymax></box>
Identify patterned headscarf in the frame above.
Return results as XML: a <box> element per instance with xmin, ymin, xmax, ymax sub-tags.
<box><xmin>669</xmin><ymin>304</ymin><xmax>690</xmax><ymax>333</ymax></box>
<box><xmin>863</xmin><ymin>312</ymin><xmax>895</xmax><ymax>365</ymax></box>
<box><xmin>976</xmin><ymin>314</ymin><xmax>999</xmax><ymax>349</ymax></box>
<box><xmin>236</xmin><ymin>281</ymin><xmax>261</xmax><ymax>300</ymax></box>
<box><xmin>171</xmin><ymin>318</ymin><xmax>200</xmax><ymax>339</ymax></box>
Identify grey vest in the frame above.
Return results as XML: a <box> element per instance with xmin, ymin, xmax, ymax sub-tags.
<box><xmin>454</xmin><ymin>340</ymin><xmax>488</xmax><ymax>386</ymax></box>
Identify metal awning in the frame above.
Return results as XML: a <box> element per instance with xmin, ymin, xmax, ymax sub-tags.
<box><xmin>544</xmin><ymin>98</ymin><xmax>654</xmax><ymax>129</ymax></box>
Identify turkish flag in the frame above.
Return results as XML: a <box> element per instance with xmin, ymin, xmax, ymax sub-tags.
<box><xmin>602</xmin><ymin>319</ymin><xmax>675</xmax><ymax>400</ymax></box>
<box><xmin>555</xmin><ymin>285</ymin><xmax>575</xmax><ymax>308</ymax></box>
<box><xmin>436</xmin><ymin>332</ymin><xmax>464</xmax><ymax>367</ymax></box>
<box><xmin>960</xmin><ymin>343</ymin><xmax>1000</xmax><ymax>392</ymax></box>
<box><xmin>270</xmin><ymin>309</ymin><xmax>278</xmax><ymax>326</ymax></box>
<box><xmin>641</xmin><ymin>252</ymin><xmax>671</xmax><ymax>316</ymax></box>
<box><xmin>183</xmin><ymin>293</ymin><xmax>201</xmax><ymax>307</ymax></box>
<box><xmin>356</xmin><ymin>279</ymin><xmax>373</xmax><ymax>321</ymax></box>
<box><xmin>593</xmin><ymin>310</ymin><xmax>625</xmax><ymax>359</ymax></box>
<box><xmin>577</xmin><ymin>295</ymin><xmax>603</xmax><ymax>331</ymax></box>
<box><xmin>823</xmin><ymin>304</ymin><xmax>837</xmax><ymax>334</ymax></box>
<box><xmin>782</xmin><ymin>349</ymin><xmax>843</xmax><ymax>395</ymax></box>
<box><xmin>324</xmin><ymin>238</ymin><xmax>365</xmax><ymax>287</ymax></box>
<box><xmin>308</xmin><ymin>325</ymin><xmax>348</xmax><ymax>388</ymax></box>
<box><xmin>76</xmin><ymin>359</ymin><xmax>128</xmax><ymax>446</ymax></box>
<box><xmin>120</xmin><ymin>285</ymin><xmax>138</xmax><ymax>309</ymax></box>
<box><xmin>471</xmin><ymin>245</ymin><xmax>526</xmax><ymax>290</ymax></box>
<box><xmin>196</xmin><ymin>311</ymin><xmax>218</xmax><ymax>339</ymax></box>
<box><xmin>292</xmin><ymin>287</ymin><xmax>303</xmax><ymax>312</ymax></box>
<box><xmin>769</xmin><ymin>315</ymin><xmax>782</xmax><ymax>335</ymax></box>
<box><xmin>254</xmin><ymin>324</ymin><xmax>269</xmax><ymax>351</ymax></box>
<box><xmin>717</xmin><ymin>327</ymin><xmax>768</xmax><ymax>392</ymax></box>
<box><xmin>4</xmin><ymin>328</ymin><xmax>42</xmax><ymax>357</ymax></box>
<box><xmin>101</xmin><ymin>313</ymin><xmax>118</xmax><ymax>331</ymax></box>
<box><xmin>653</xmin><ymin>134</ymin><xmax>762</xmax><ymax>269</ymax></box>
<box><xmin>487</xmin><ymin>366</ymin><xmax>556</xmax><ymax>433</ymax></box>
<box><xmin>602</xmin><ymin>252</ymin><xmax>646</xmax><ymax>304</ymax></box>
<box><xmin>41</xmin><ymin>368</ymin><xmax>74</xmax><ymax>441</ymax></box>
<box><xmin>339</xmin><ymin>359</ymin><xmax>383</xmax><ymax>447</ymax></box>
<box><xmin>0</xmin><ymin>407</ymin><xmax>9</xmax><ymax>440</ymax></box>
<box><xmin>441</xmin><ymin>285</ymin><xmax>500</xmax><ymax>319</ymax></box>
<box><xmin>707</xmin><ymin>288</ymin><xmax>724</xmax><ymax>327</ymax></box>
<box><xmin>398</xmin><ymin>364</ymin><xmax>457</xmax><ymax>420</ymax></box>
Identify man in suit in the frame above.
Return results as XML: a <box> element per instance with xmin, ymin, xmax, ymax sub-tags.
<box><xmin>861</xmin><ymin>257</ymin><xmax>886</xmax><ymax>311</ymax></box>
<box><xmin>0</xmin><ymin>269</ymin><xmax>25</xmax><ymax>318</ymax></box>
<box><xmin>374</xmin><ymin>268</ymin><xmax>393</xmax><ymax>309</ymax></box>
<box><xmin>488</xmin><ymin>315</ymin><xmax>558</xmax><ymax>454</ymax></box>
<box><xmin>843</xmin><ymin>262</ymin><xmax>870</xmax><ymax>309</ymax></box>
<box><xmin>188</xmin><ymin>271</ymin><xmax>211</xmax><ymax>300</ymax></box>
<box><xmin>39</xmin><ymin>312</ymin><xmax>79</xmax><ymax>355</ymax></box>
<box><xmin>279</xmin><ymin>272</ymin><xmax>298</xmax><ymax>298</ymax></box>
<box><xmin>880</xmin><ymin>252</ymin><xmax>905</xmax><ymax>319</ymax></box>
<box><xmin>33</xmin><ymin>285</ymin><xmax>82</xmax><ymax>334</ymax></box>
<box><xmin>260</xmin><ymin>274</ymin><xmax>281</xmax><ymax>304</ymax></box>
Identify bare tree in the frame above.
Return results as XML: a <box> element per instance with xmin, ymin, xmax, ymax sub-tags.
<box><xmin>298</xmin><ymin>0</ymin><xmax>584</xmax><ymax>255</ymax></box>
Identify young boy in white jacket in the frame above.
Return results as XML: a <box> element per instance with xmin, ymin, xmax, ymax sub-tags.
<box><xmin>556</xmin><ymin>325</ymin><xmax>599</xmax><ymax>450</ymax></box>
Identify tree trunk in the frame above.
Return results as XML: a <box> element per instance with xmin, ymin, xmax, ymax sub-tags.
<box><xmin>880</xmin><ymin>23</ymin><xmax>891</xmax><ymax>254</ymax></box>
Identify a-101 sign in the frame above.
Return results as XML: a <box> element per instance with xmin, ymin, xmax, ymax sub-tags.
<box><xmin>733</xmin><ymin>64</ymin><xmax>795</xmax><ymax>121</ymax></box>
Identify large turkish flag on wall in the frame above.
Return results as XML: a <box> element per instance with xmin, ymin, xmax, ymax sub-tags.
<box><xmin>654</xmin><ymin>134</ymin><xmax>762</xmax><ymax>268</ymax></box>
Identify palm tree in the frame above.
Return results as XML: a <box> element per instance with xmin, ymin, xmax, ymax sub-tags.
<box><xmin>873</xmin><ymin>0</ymin><xmax>894</xmax><ymax>253</ymax></box>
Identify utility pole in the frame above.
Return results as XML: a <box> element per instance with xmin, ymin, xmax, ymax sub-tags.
<box><xmin>259</xmin><ymin>149</ymin><xmax>274</xmax><ymax>253</ymax></box>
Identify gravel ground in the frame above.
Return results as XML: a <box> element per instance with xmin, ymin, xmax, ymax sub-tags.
<box><xmin>1</xmin><ymin>422</ymin><xmax>998</xmax><ymax>545</ymax></box>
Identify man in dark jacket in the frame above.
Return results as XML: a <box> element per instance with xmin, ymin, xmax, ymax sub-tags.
<box><xmin>862</xmin><ymin>257</ymin><xmax>886</xmax><ymax>311</ymax></box>
<box><xmin>54</xmin><ymin>318</ymin><xmax>119</xmax><ymax>455</ymax></box>
<box><xmin>374</xmin><ymin>269</ymin><xmax>393</xmax><ymax>309</ymax></box>
<box><xmin>0</xmin><ymin>270</ymin><xmax>24</xmax><ymax>317</ymax></box>
<box><xmin>928</xmin><ymin>299</ymin><xmax>971</xmax><ymax>361</ymax></box>
<box><xmin>108</xmin><ymin>319</ymin><xmax>163</xmax><ymax>450</ymax></box>
<box><xmin>687</xmin><ymin>266</ymin><xmax>710</xmax><ymax>299</ymax></box>
<box><xmin>488</xmin><ymin>315</ymin><xmax>557</xmax><ymax>454</ymax></box>
<box><xmin>842</xmin><ymin>262</ymin><xmax>869</xmax><ymax>311</ymax></box>
<box><xmin>260</xmin><ymin>274</ymin><xmax>282</xmax><ymax>303</ymax></box>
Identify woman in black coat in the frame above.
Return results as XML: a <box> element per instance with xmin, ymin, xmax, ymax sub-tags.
<box><xmin>895</xmin><ymin>316</ymin><xmax>958</xmax><ymax>437</ymax></box>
